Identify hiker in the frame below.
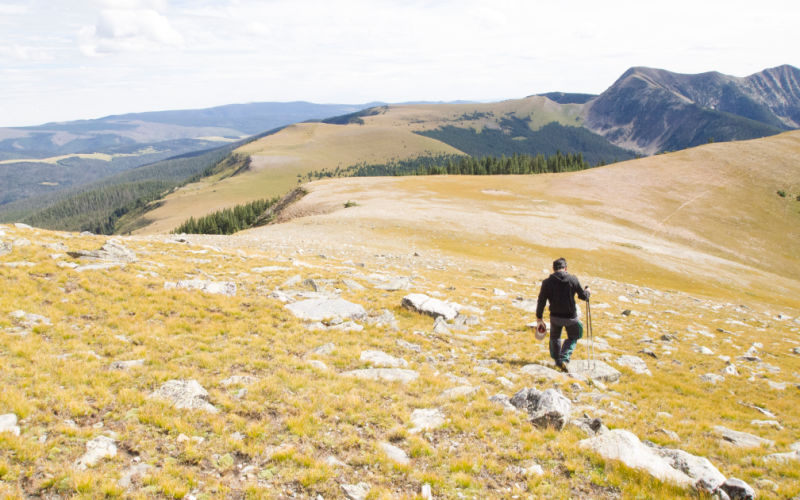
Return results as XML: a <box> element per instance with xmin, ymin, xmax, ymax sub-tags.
<box><xmin>536</xmin><ymin>258</ymin><xmax>590</xmax><ymax>372</ymax></box>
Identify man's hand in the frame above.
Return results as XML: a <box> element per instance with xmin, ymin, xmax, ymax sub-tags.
<box><xmin>537</xmin><ymin>318</ymin><xmax>546</xmax><ymax>329</ymax></box>
<box><xmin>584</xmin><ymin>286</ymin><xmax>591</xmax><ymax>297</ymax></box>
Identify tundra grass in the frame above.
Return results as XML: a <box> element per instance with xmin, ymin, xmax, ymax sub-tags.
<box><xmin>0</xmin><ymin>224</ymin><xmax>798</xmax><ymax>499</ymax></box>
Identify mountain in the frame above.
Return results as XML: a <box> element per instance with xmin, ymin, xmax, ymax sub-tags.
<box><xmin>584</xmin><ymin>65</ymin><xmax>800</xmax><ymax>154</ymax></box>
<box><xmin>0</xmin><ymin>101</ymin><xmax>374</xmax><ymax>207</ymax></box>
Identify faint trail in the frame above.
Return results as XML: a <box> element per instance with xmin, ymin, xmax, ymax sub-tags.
<box><xmin>651</xmin><ymin>190</ymin><xmax>710</xmax><ymax>236</ymax></box>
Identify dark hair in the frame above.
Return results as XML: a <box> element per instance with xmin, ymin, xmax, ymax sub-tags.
<box><xmin>553</xmin><ymin>258</ymin><xmax>567</xmax><ymax>271</ymax></box>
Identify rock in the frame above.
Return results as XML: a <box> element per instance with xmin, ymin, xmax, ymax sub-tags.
<box><xmin>489</xmin><ymin>393</ymin><xmax>517</xmax><ymax>411</ymax></box>
<box><xmin>0</xmin><ymin>241</ymin><xmax>12</xmax><ymax>256</ymax></box>
<box><xmin>396</xmin><ymin>339</ymin><xmax>421</xmax><ymax>352</ymax></box>
<box><xmin>325</xmin><ymin>455</ymin><xmax>348</xmax><ymax>467</ymax></box>
<box><xmin>341</xmin><ymin>482</ymin><xmax>370</xmax><ymax>500</ymax></box>
<box><xmin>767</xmin><ymin>381</ymin><xmax>787</xmax><ymax>390</ymax></box>
<box><xmin>409</xmin><ymin>408</ymin><xmax>445</xmax><ymax>433</ymax></box>
<box><xmin>149</xmin><ymin>379</ymin><xmax>218</xmax><ymax>413</ymax></box>
<box><xmin>379</xmin><ymin>441</ymin><xmax>409</xmax><ymax>465</ymax></box>
<box><xmin>75</xmin><ymin>262</ymin><xmax>125</xmax><ymax>272</ymax></box>
<box><xmin>0</xmin><ymin>414</ymin><xmax>20</xmax><ymax>436</ymax></box>
<box><xmin>286</xmin><ymin>298</ymin><xmax>365</xmax><ymax>321</ymax></box>
<box><xmin>109</xmin><ymin>359</ymin><xmax>145</xmax><ymax>370</ymax></box>
<box><xmin>10</xmin><ymin>310</ymin><xmax>51</xmax><ymax>328</ymax></box>
<box><xmin>791</xmin><ymin>441</ymin><xmax>800</xmax><ymax>452</ymax></box>
<box><xmin>750</xmin><ymin>419</ymin><xmax>782</xmax><ymax>430</ymax></box>
<box><xmin>441</xmin><ymin>385</ymin><xmax>477</xmax><ymax>399</ymax></box>
<box><xmin>742</xmin><ymin>345</ymin><xmax>760</xmax><ymax>361</ymax></box>
<box><xmin>695</xmin><ymin>346</ymin><xmax>714</xmax><ymax>355</ymax></box>
<box><xmin>656</xmin><ymin>428</ymin><xmax>680</xmax><ymax>440</ymax></box>
<box><xmin>701</xmin><ymin>373</ymin><xmax>725</xmax><ymax>384</ymax></box>
<box><xmin>74</xmin><ymin>435</ymin><xmax>117</xmax><ymax>469</ymax></box>
<box><xmin>529</xmin><ymin>388</ymin><xmax>571</xmax><ymax>430</ymax></box>
<box><xmin>579</xmin><ymin>429</ymin><xmax>692</xmax><ymax>487</ymax></box>
<box><xmin>375</xmin><ymin>277</ymin><xmax>411</xmax><ymax>291</ymax></box>
<box><xmin>341</xmin><ymin>368</ymin><xmax>418</xmax><ymax>384</ymax></box>
<box><xmin>341</xmin><ymin>278</ymin><xmax>365</xmax><ymax>290</ymax></box>
<box><xmin>421</xmin><ymin>483</ymin><xmax>433</xmax><ymax>500</ymax></box>
<box><xmin>655</xmin><ymin>448</ymin><xmax>726</xmax><ymax>492</ymax></box>
<box><xmin>616</xmin><ymin>355</ymin><xmax>652</xmax><ymax>376</ymax></box>
<box><xmin>68</xmin><ymin>240</ymin><xmax>137</xmax><ymax>263</ymax></box>
<box><xmin>764</xmin><ymin>450</ymin><xmax>799</xmax><ymax>463</ymax></box>
<box><xmin>360</xmin><ymin>350</ymin><xmax>408</xmax><ymax>368</ymax></box>
<box><xmin>510</xmin><ymin>387</ymin><xmax>541</xmax><ymax>412</ymax></box>
<box><xmin>792</xmin><ymin>347</ymin><xmax>800</xmax><ymax>355</ymax></box>
<box><xmin>714</xmin><ymin>426</ymin><xmax>774</xmax><ymax>448</ymax></box>
<box><xmin>220</xmin><ymin>375</ymin><xmax>257</xmax><ymax>386</ymax></box>
<box><xmin>722</xmin><ymin>364</ymin><xmax>739</xmax><ymax>376</ymax></box>
<box><xmin>14</xmin><ymin>223</ymin><xmax>32</xmax><ymax>229</ymax></box>
<box><xmin>118</xmin><ymin>463</ymin><xmax>152</xmax><ymax>489</ymax></box>
<box><xmin>511</xmin><ymin>299</ymin><xmax>538</xmax><ymax>313</ymax></box>
<box><xmin>568</xmin><ymin>360</ymin><xmax>622</xmax><ymax>382</ymax></box>
<box><xmin>572</xmin><ymin>415</ymin><xmax>608</xmax><ymax>436</ymax></box>
<box><xmin>402</xmin><ymin>293</ymin><xmax>458</xmax><ymax>320</ymax></box>
<box><xmin>520</xmin><ymin>363</ymin><xmax>564</xmax><ymax>381</ymax></box>
<box><xmin>720</xmin><ymin>477</ymin><xmax>755</xmax><ymax>500</ymax></box>
<box><xmin>307</xmin><ymin>360</ymin><xmax>328</xmax><ymax>370</ymax></box>
<box><xmin>432</xmin><ymin>316</ymin><xmax>451</xmax><ymax>334</ymax></box>
<box><xmin>166</xmin><ymin>280</ymin><xmax>236</xmax><ymax>296</ymax></box>
<box><xmin>307</xmin><ymin>343</ymin><xmax>336</xmax><ymax>356</ymax></box>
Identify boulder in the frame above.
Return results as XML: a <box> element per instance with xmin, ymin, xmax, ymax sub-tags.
<box><xmin>510</xmin><ymin>387</ymin><xmax>541</xmax><ymax>413</ymax></box>
<box><xmin>441</xmin><ymin>385</ymin><xmax>478</xmax><ymax>399</ymax></box>
<box><xmin>10</xmin><ymin>310</ymin><xmax>51</xmax><ymax>328</ymax></box>
<box><xmin>568</xmin><ymin>359</ymin><xmax>622</xmax><ymax>382</ymax></box>
<box><xmin>489</xmin><ymin>393</ymin><xmax>517</xmax><ymax>412</ymax></box>
<box><xmin>220</xmin><ymin>375</ymin><xmax>257</xmax><ymax>386</ymax></box>
<box><xmin>341</xmin><ymin>368</ymin><xmax>418</xmax><ymax>384</ymax></box>
<box><xmin>720</xmin><ymin>477</ymin><xmax>755</xmax><ymax>500</ymax></box>
<box><xmin>579</xmin><ymin>429</ymin><xmax>692</xmax><ymax>487</ymax></box>
<box><xmin>74</xmin><ymin>436</ymin><xmax>117</xmax><ymax>470</ymax></box>
<box><xmin>529</xmin><ymin>389</ymin><xmax>572</xmax><ymax>430</ymax></box>
<box><xmin>68</xmin><ymin>240</ymin><xmax>137</xmax><ymax>263</ymax></box>
<box><xmin>149</xmin><ymin>379</ymin><xmax>218</xmax><ymax>413</ymax></box>
<box><xmin>572</xmin><ymin>415</ymin><xmax>608</xmax><ymax>436</ymax></box>
<box><xmin>341</xmin><ymin>483</ymin><xmax>370</xmax><ymax>500</ymax></box>
<box><xmin>654</xmin><ymin>448</ymin><xmax>726</xmax><ymax>492</ymax></box>
<box><xmin>402</xmin><ymin>293</ymin><xmax>457</xmax><ymax>320</ymax></box>
<box><xmin>616</xmin><ymin>355</ymin><xmax>652</xmax><ymax>376</ymax></box>
<box><xmin>0</xmin><ymin>241</ymin><xmax>11</xmax><ymax>256</ymax></box>
<box><xmin>409</xmin><ymin>408</ymin><xmax>445</xmax><ymax>433</ymax></box>
<box><xmin>714</xmin><ymin>426</ymin><xmax>774</xmax><ymax>448</ymax></box>
<box><xmin>520</xmin><ymin>363</ymin><xmax>564</xmax><ymax>381</ymax></box>
<box><xmin>360</xmin><ymin>350</ymin><xmax>408</xmax><ymax>368</ymax></box>
<box><xmin>286</xmin><ymin>298</ymin><xmax>365</xmax><ymax>321</ymax></box>
<box><xmin>701</xmin><ymin>373</ymin><xmax>725</xmax><ymax>384</ymax></box>
<box><xmin>0</xmin><ymin>413</ymin><xmax>20</xmax><ymax>436</ymax></box>
<box><xmin>109</xmin><ymin>359</ymin><xmax>144</xmax><ymax>370</ymax></box>
<box><xmin>722</xmin><ymin>364</ymin><xmax>739</xmax><ymax>376</ymax></box>
<box><xmin>764</xmin><ymin>450</ymin><xmax>799</xmax><ymax>463</ymax></box>
<box><xmin>379</xmin><ymin>441</ymin><xmax>410</xmax><ymax>465</ymax></box>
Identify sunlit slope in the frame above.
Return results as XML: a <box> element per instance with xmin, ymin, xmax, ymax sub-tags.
<box><xmin>131</xmin><ymin>122</ymin><xmax>462</xmax><ymax>234</ymax></box>
<box><xmin>241</xmin><ymin>131</ymin><xmax>800</xmax><ymax>305</ymax></box>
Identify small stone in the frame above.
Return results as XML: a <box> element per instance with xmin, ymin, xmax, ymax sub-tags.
<box><xmin>701</xmin><ymin>373</ymin><xmax>725</xmax><ymax>384</ymax></box>
<box><xmin>74</xmin><ymin>436</ymin><xmax>117</xmax><ymax>470</ymax></box>
<box><xmin>341</xmin><ymin>368</ymin><xmax>418</xmax><ymax>384</ymax></box>
<box><xmin>489</xmin><ymin>393</ymin><xmax>517</xmax><ymax>411</ymax></box>
<box><xmin>379</xmin><ymin>441</ymin><xmax>409</xmax><ymax>465</ymax></box>
<box><xmin>360</xmin><ymin>350</ymin><xmax>408</xmax><ymax>368</ymax></box>
<box><xmin>714</xmin><ymin>426</ymin><xmax>774</xmax><ymax>448</ymax></box>
<box><xmin>118</xmin><ymin>463</ymin><xmax>152</xmax><ymax>489</ymax></box>
<box><xmin>149</xmin><ymin>379</ymin><xmax>218</xmax><ymax>413</ymax></box>
<box><xmin>341</xmin><ymin>482</ymin><xmax>370</xmax><ymax>500</ymax></box>
<box><xmin>409</xmin><ymin>408</ymin><xmax>445</xmax><ymax>433</ymax></box>
<box><xmin>616</xmin><ymin>355</ymin><xmax>652</xmax><ymax>376</ymax></box>
<box><xmin>750</xmin><ymin>419</ymin><xmax>782</xmax><ymax>430</ymax></box>
<box><xmin>0</xmin><ymin>414</ymin><xmax>21</xmax><ymax>436</ymax></box>
<box><xmin>722</xmin><ymin>364</ymin><xmax>739</xmax><ymax>376</ymax></box>
<box><xmin>440</xmin><ymin>385</ymin><xmax>477</xmax><ymax>399</ymax></box>
<box><xmin>720</xmin><ymin>477</ymin><xmax>755</xmax><ymax>500</ymax></box>
<box><xmin>109</xmin><ymin>359</ymin><xmax>145</xmax><ymax>370</ymax></box>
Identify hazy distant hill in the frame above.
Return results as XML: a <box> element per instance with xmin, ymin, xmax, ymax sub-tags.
<box><xmin>584</xmin><ymin>65</ymin><xmax>800</xmax><ymax>154</ymax></box>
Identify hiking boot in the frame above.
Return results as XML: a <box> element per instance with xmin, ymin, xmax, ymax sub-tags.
<box><xmin>558</xmin><ymin>361</ymin><xmax>570</xmax><ymax>373</ymax></box>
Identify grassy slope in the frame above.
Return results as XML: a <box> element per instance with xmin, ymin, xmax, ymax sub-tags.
<box><xmin>129</xmin><ymin>98</ymin><xmax>584</xmax><ymax>234</ymax></box>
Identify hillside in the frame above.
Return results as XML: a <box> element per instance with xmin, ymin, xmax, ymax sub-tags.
<box><xmin>1</xmin><ymin>133</ymin><xmax>799</xmax><ymax>498</ymax></box>
<box><xmin>584</xmin><ymin>65</ymin><xmax>800</xmax><ymax>154</ymax></box>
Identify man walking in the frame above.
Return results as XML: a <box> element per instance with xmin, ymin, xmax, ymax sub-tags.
<box><xmin>536</xmin><ymin>258</ymin><xmax>590</xmax><ymax>372</ymax></box>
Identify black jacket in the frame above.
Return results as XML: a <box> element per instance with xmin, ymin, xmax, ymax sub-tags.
<box><xmin>536</xmin><ymin>270</ymin><xmax>589</xmax><ymax>320</ymax></box>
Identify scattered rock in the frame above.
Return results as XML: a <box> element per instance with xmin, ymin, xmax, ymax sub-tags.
<box><xmin>341</xmin><ymin>482</ymin><xmax>370</xmax><ymax>500</ymax></box>
<box><xmin>701</xmin><ymin>373</ymin><xmax>725</xmax><ymax>384</ymax></box>
<box><xmin>719</xmin><ymin>477</ymin><xmax>755</xmax><ymax>500</ymax></box>
<box><xmin>360</xmin><ymin>350</ymin><xmax>408</xmax><ymax>368</ymax></box>
<box><xmin>307</xmin><ymin>360</ymin><xmax>328</xmax><ymax>370</ymax></box>
<box><xmin>654</xmin><ymin>447</ymin><xmax>726</xmax><ymax>492</ymax></box>
<box><xmin>568</xmin><ymin>360</ymin><xmax>622</xmax><ymax>382</ymax></box>
<box><xmin>118</xmin><ymin>463</ymin><xmax>152</xmax><ymax>489</ymax></box>
<box><xmin>791</xmin><ymin>347</ymin><xmax>800</xmax><ymax>355</ymax></box>
<box><xmin>286</xmin><ymin>298</ymin><xmax>365</xmax><ymax>321</ymax></box>
<box><xmin>68</xmin><ymin>240</ymin><xmax>137</xmax><ymax>263</ymax></box>
<box><xmin>722</xmin><ymin>364</ymin><xmax>739</xmax><ymax>376</ymax></box>
<box><xmin>149</xmin><ymin>379</ymin><xmax>218</xmax><ymax>413</ymax></box>
<box><xmin>489</xmin><ymin>393</ymin><xmax>517</xmax><ymax>412</ymax></box>
<box><xmin>325</xmin><ymin>455</ymin><xmax>348</xmax><ymax>467</ymax></box>
<box><xmin>441</xmin><ymin>385</ymin><xmax>478</xmax><ymax>399</ymax></box>
<box><xmin>10</xmin><ymin>310</ymin><xmax>51</xmax><ymax>328</ymax></box>
<box><xmin>379</xmin><ymin>441</ymin><xmax>409</xmax><ymax>465</ymax></box>
<box><xmin>656</xmin><ymin>428</ymin><xmax>680</xmax><ymax>440</ymax></box>
<box><xmin>402</xmin><ymin>293</ymin><xmax>458</xmax><ymax>320</ymax></box>
<box><xmin>432</xmin><ymin>316</ymin><xmax>451</xmax><ymax>334</ymax></box>
<box><xmin>764</xmin><ymin>450</ymin><xmax>799</xmax><ymax>463</ymax></box>
<box><xmin>0</xmin><ymin>241</ymin><xmax>11</xmax><ymax>256</ymax></box>
<box><xmin>750</xmin><ymin>419</ymin><xmax>782</xmax><ymax>430</ymax></box>
<box><xmin>109</xmin><ymin>359</ymin><xmax>145</xmax><ymax>370</ymax></box>
<box><xmin>409</xmin><ymin>408</ymin><xmax>445</xmax><ymax>433</ymax></box>
<box><xmin>307</xmin><ymin>343</ymin><xmax>336</xmax><ymax>356</ymax></box>
<box><xmin>0</xmin><ymin>414</ymin><xmax>20</xmax><ymax>436</ymax></box>
<box><xmin>341</xmin><ymin>368</ymin><xmax>418</xmax><ymax>384</ymax></box>
<box><xmin>74</xmin><ymin>436</ymin><xmax>117</xmax><ymax>470</ymax></box>
<box><xmin>166</xmin><ymin>280</ymin><xmax>237</xmax><ymax>296</ymax></box>
<box><xmin>341</xmin><ymin>278</ymin><xmax>365</xmax><ymax>290</ymax></box>
<box><xmin>520</xmin><ymin>363</ymin><xmax>564</xmax><ymax>381</ymax></box>
<box><xmin>572</xmin><ymin>415</ymin><xmax>608</xmax><ymax>436</ymax></box>
<box><xmin>695</xmin><ymin>346</ymin><xmax>714</xmax><ymax>355</ymax></box>
<box><xmin>616</xmin><ymin>355</ymin><xmax>652</xmax><ymax>375</ymax></box>
<box><xmin>529</xmin><ymin>389</ymin><xmax>572</xmax><ymax>430</ymax></box>
<box><xmin>220</xmin><ymin>375</ymin><xmax>257</xmax><ymax>386</ymax></box>
<box><xmin>714</xmin><ymin>426</ymin><xmax>774</xmax><ymax>448</ymax></box>
<box><xmin>579</xmin><ymin>429</ymin><xmax>692</xmax><ymax>487</ymax></box>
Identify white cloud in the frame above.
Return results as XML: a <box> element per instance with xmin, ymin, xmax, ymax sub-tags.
<box><xmin>0</xmin><ymin>44</ymin><xmax>54</xmax><ymax>62</ymax></box>
<box><xmin>79</xmin><ymin>3</ymin><xmax>182</xmax><ymax>56</ymax></box>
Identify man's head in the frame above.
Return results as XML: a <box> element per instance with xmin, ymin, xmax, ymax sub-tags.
<box><xmin>553</xmin><ymin>258</ymin><xmax>567</xmax><ymax>271</ymax></box>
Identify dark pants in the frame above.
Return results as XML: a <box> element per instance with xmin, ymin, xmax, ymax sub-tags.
<box><xmin>549</xmin><ymin>318</ymin><xmax>583</xmax><ymax>364</ymax></box>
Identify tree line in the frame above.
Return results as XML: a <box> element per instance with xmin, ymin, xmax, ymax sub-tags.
<box><xmin>172</xmin><ymin>197</ymin><xmax>279</xmax><ymax>235</ymax></box>
<box><xmin>304</xmin><ymin>151</ymin><xmax>592</xmax><ymax>181</ymax></box>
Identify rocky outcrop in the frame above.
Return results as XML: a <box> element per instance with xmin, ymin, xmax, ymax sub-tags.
<box><xmin>68</xmin><ymin>240</ymin><xmax>137</xmax><ymax>263</ymax></box>
<box><xmin>402</xmin><ymin>293</ymin><xmax>458</xmax><ymax>320</ymax></box>
<box><xmin>510</xmin><ymin>388</ymin><xmax>571</xmax><ymax>430</ymax></box>
<box><xmin>286</xmin><ymin>298</ymin><xmax>365</xmax><ymax>321</ymax></box>
<box><xmin>165</xmin><ymin>280</ymin><xmax>237</xmax><ymax>296</ymax></box>
<box><xmin>149</xmin><ymin>379</ymin><xmax>218</xmax><ymax>413</ymax></box>
<box><xmin>74</xmin><ymin>436</ymin><xmax>117</xmax><ymax>470</ymax></box>
<box><xmin>341</xmin><ymin>368</ymin><xmax>418</xmax><ymax>384</ymax></box>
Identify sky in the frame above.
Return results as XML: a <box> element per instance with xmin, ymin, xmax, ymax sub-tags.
<box><xmin>1</xmin><ymin>0</ymin><xmax>798</xmax><ymax>127</ymax></box>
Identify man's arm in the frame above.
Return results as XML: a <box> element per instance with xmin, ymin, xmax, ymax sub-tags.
<box><xmin>536</xmin><ymin>279</ymin><xmax>548</xmax><ymax>319</ymax></box>
<box><xmin>574</xmin><ymin>276</ymin><xmax>590</xmax><ymax>301</ymax></box>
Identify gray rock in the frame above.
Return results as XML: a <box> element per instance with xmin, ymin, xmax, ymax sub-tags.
<box><xmin>341</xmin><ymin>482</ymin><xmax>370</xmax><ymax>500</ymax></box>
<box><xmin>701</xmin><ymin>373</ymin><xmax>725</xmax><ymax>384</ymax></box>
<box><xmin>149</xmin><ymin>379</ymin><xmax>218</xmax><ymax>413</ymax></box>
<box><xmin>520</xmin><ymin>363</ymin><xmax>564</xmax><ymax>381</ymax></box>
<box><xmin>286</xmin><ymin>298</ymin><xmax>365</xmax><ymax>321</ymax></box>
<box><xmin>764</xmin><ymin>450</ymin><xmax>799</xmax><ymax>463</ymax></box>
<box><xmin>792</xmin><ymin>347</ymin><xmax>800</xmax><ymax>355</ymax></box>
<box><xmin>510</xmin><ymin>387</ymin><xmax>542</xmax><ymax>413</ymax></box>
<box><xmin>714</xmin><ymin>426</ymin><xmax>774</xmax><ymax>448</ymax></box>
<box><xmin>379</xmin><ymin>441</ymin><xmax>409</xmax><ymax>465</ymax></box>
<box><xmin>572</xmin><ymin>415</ymin><xmax>608</xmax><ymax>436</ymax></box>
<box><xmin>750</xmin><ymin>419</ymin><xmax>782</xmax><ymax>430</ymax></box>
<box><xmin>441</xmin><ymin>385</ymin><xmax>477</xmax><ymax>399</ymax></box>
<box><xmin>655</xmin><ymin>448</ymin><xmax>726</xmax><ymax>492</ymax></box>
<box><xmin>109</xmin><ymin>359</ymin><xmax>145</xmax><ymax>370</ymax></box>
<box><xmin>695</xmin><ymin>346</ymin><xmax>715</xmax><ymax>355</ymax></box>
<box><xmin>432</xmin><ymin>316</ymin><xmax>451</xmax><ymax>334</ymax></box>
<box><xmin>307</xmin><ymin>360</ymin><xmax>328</xmax><ymax>370</ymax></box>
<box><xmin>579</xmin><ymin>429</ymin><xmax>692</xmax><ymax>487</ymax></box>
<box><xmin>0</xmin><ymin>413</ymin><xmax>20</xmax><ymax>436</ymax></box>
<box><xmin>118</xmin><ymin>462</ymin><xmax>152</xmax><ymax>489</ymax></box>
<box><xmin>402</xmin><ymin>293</ymin><xmax>457</xmax><ymax>320</ymax></box>
<box><xmin>791</xmin><ymin>441</ymin><xmax>800</xmax><ymax>452</ymax></box>
<box><xmin>409</xmin><ymin>408</ymin><xmax>445</xmax><ymax>433</ymax></box>
<box><xmin>656</xmin><ymin>428</ymin><xmax>680</xmax><ymax>440</ymax></box>
<box><xmin>360</xmin><ymin>350</ymin><xmax>408</xmax><ymax>368</ymax></box>
<box><xmin>720</xmin><ymin>477</ymin><xmax>755</xmax><ymax>500</ymax></box>
<box><xmin>307</xmin><ymin>343</ymin><xmax>336</xmax><ymax>356</ymax></box>
<box><xmin>0</xmin><ymin>241</ymin><xmax>11</xmax><ymax>256</ymax></box>
<box><xmin>10</xmin><ymin>310</ymin><xmax>51</xmax><ymax>328</ymax></box>
<box><xmin>529</xmin><ymin>388</ymin><xmax>571</xmax><ymax>430</ymax></box>
<box><xmin>341</xmin><ymin>368</ymin><xmax>418</xmax><ymax>384</ymax></box>
<box><xmin>75</xmin><ymin>262</ymin><xmax>125</xmax><ymax>272</ymax></box>
<box><xmin>722</xmin><ymin>364</ymin><xmax>739</xmax><ymax>376</ymax></box>
<box><xmin>489</xmin><ymin>393</ymin><xmax>517</xmax><ymax>411</ymax></box>
<box><xmin>165</xmin><ymin>279</ymin><xmax>236</xmax><ymax>296</ymax></box>
<box><xmin>375</xmin><ymin>277</ymin><xmax>411</xmax><ymax>291</ymax></box>
<box><xmin>220</xmin><ymin>375</ymin><xmax>257</xmax><ymax>386</ymax></box>
<box><xmin>616</xmin><ymin>355</ymin><xmax>652</xmax><ymax>375</ymax></box>
<box><xmin>511</xmin><ymin>299</ymin><xmax>538</xmax><ymax>313</ymax></box>
<box><xmin>568</xmin><ymin>359</ymin><xmax>622</xmax><ymax>382</ymax></box>
<box><xmin>68</xmin><ymin>240</ymin><xmax>137</xmax><ymax>263</ymax></box>
<box><xmin>74</xmin><ymin>435</ymin><xmax>117</xmax><ymax>469</ymax></box>
<box><xmin>341</xmin><ymin>278</ymin><xmax>365</xmax><ymax>290</ymax></box>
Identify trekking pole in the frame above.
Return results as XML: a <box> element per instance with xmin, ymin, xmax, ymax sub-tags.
<box><xmin>586</xmin><ymin>294</ymin><xmax>594</xmax><ymax>371</ymax></box>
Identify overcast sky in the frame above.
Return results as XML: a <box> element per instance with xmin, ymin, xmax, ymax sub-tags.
<box><xmin>1</xmin><ymin>0</ymin><xmax>798</xmax><ymax>127</ymax></box>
